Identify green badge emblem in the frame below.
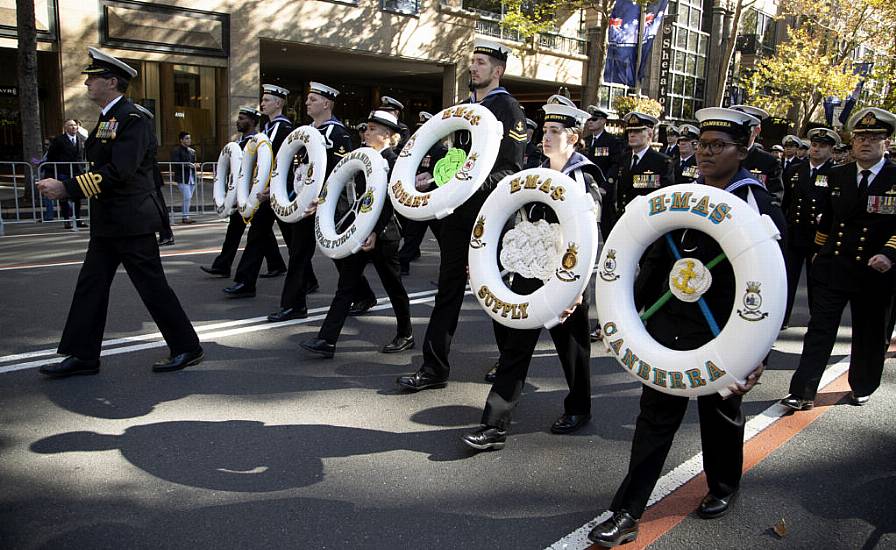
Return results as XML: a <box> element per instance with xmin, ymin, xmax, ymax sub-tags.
<box><xmin>433</xmin><ymin>148</ymin><xmax>468</xmax><ymax>187</ymax></box>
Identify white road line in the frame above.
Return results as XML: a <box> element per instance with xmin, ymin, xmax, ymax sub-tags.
<box><xmin>0</xmin><ymin>289</ymin><xmax>448</xmax><ymax>374</ymax></box>
<box><xmin>546</xmin><ymin>357</ymin><xmax>852</xmax><ymax>550</ymax></box>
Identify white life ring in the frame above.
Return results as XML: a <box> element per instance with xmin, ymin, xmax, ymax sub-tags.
<box><xmin>270</xmin><ymin>126</ymin><xmax>328</xmax><ymax>223</ymax></box>
<box><xmin>237</xmin><ymin>133</ymin><xmax>274</xmax><ymax>220</ymax></box>
<box><xmin>314</xmin><ymin>147</ymin><xmax>389</xmax><ymax>259</ymax></box>
<box><xmin>213</xmin><ymin>142</ymin><xmax>242</xmax><ymax>218</ymax></box>
<box><xmin>594</xmin><ymin>183</ymin><xmax>786</xmax><ymax>398</ymax></box>
<box><xmin>468</xmin><ymin>168</ymin><xmax>600</xmax><ymax>330</ymax></box>
<box><xmin>388</xmin><ymin>103</ymin><xmax>503</xmax><ymax>221</ymax></box>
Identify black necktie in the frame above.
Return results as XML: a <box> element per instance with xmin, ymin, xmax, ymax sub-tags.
<box><xmin>810</xmin><ymin>167</ymin><xmax>817</xmax><ymax>180</ymax></box>
<box><xmin>858</xmin><ymin>169</ymin><xmax>871</xmax><ymax>195</ymax></box>
<box><xmin>631</xmin><ymin>155</ymin><xmax>639</xmax><ymax>171</ymax></box>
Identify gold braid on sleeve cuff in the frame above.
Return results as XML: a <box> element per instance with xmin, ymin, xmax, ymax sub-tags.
<box><xmin>814</xmin><ymin>231</ymin><xmax>829</xmax><ymax>246</ymax></box>
<box><xmin>75</xmin><ymin>172</ymin><xmax>103</xmax><ymax>198</ymax></box>
<box><xmin>885</xmin><ymin>236</ymin><xmax>896</xmax><ymax>250</ymax></box>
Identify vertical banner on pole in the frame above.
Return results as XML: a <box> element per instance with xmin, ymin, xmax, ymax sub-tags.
<box><xmin>637</xmin><ymin>0</ymin><xmax>671</xmax><ymax>80</ymax></box>
<box><xmin>603</xmin><ymin>0</ymin><xmax>641</xmax><ymax>86</ymax></box>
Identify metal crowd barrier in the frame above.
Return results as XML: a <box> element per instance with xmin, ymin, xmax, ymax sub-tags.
<box><xmin>158</xmin><ymin>161</ymin><xmax>217</xmax><ymax>221</ymax></box>
<box><xmin>0</xmin><ymin>161</ymin><xmax>37</xmax><ymax>236</ymax></box>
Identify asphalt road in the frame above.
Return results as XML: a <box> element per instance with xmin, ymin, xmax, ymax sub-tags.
<box><xmin>1</xmin><ymin>216</ymin><xmax>893</xmax><ymax>550</ymax></box>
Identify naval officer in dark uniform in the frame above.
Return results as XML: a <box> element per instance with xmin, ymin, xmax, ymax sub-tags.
<box><xmin>201</xmin><ymin>107</ymin><xmax>287</xmax><ymax>279</ymax></box>
<box><xmin>611</xmin><ymin>112</ymin><xmax>675</xmax><ymax>229</ymax></box>
<box><xmin>780</xmin><ymin>127</ymin><xmax>839</xmax><ymax>327</ymax></box>
<box><xmin>730</xmin><ymin>104</ymin><xmax>785</xmax><ymax>204</ymax></box>
<box><xmin>780</xmin><ymin>134</ymin><xmax>804</xmax><ymax>174</ymax></box>
<box><xmin>378</xmin><ymin>95</ymin><xmax>411</xmax><ymax>153</ymax></box>
<box><xmin>36</xmin><ymin>47</ymin><xmax>202</xmax><ymax>377</ymax></box>
<box><xmin>588</xmin><ymin>108</ymin><xmax>783</xmax><ymax>547</ymax></box>
<box><xmin>673</xmin><ymin>124</ymin><xmax>700</xmax><ymax>184</ymax></box>
<box><xmin>396</xmin><ymin>38</ymin><xmax>526</xmax><ymax>391</ymax></box>
<box><xmin>781</xmin><ymin>107</ymin><xmax>896</xmax><ymax>411</ymax></box>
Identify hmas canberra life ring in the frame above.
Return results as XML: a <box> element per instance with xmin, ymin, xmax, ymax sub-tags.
<box><xmin>270</xmin><ymin>126</ymin><xmax>327</xmax><ymax>223</ymax></box>
<box><xmin>314</xmin><ymin>147</ymin><xmax>389</xmax><ymax>259</ymax></box>
<box><xmin>468</xmin><ymin>168</ymin><xmax>599</xmax><ymax>330</ymax></box>
<box><xmin>388</xmin><ymin>103</ymin><xmax>502</xmax><ymax>221</ymax></box>
<box><xmin>594</xmin><ymin>184</ymin><xmax>786</xmax><ymax>398</ymax></box>
<box><xmin>237</xmin><ymin>133</ymin><xmax>274</xmax><ymax>220</ymax></box>
<box><xmin>213</xmin><ymin>142</ymin><xmax>242</xmax><ymax>218</ymax></box>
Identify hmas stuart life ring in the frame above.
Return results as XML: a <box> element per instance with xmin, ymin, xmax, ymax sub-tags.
<box><xmin>270</xmin><ymin>126</ymin><xmax>327</xmax><ymax>223</ymax></box>
<box><xmin>388</xmin><ymin>103</ymin><xmax>502</xmax><ymax>221</ymax></box>
<box><xmin>468</xmin><ymin>168</ymin><xmax>600</xmax><ymax>330</ymax></box>
<box><xmin>237</xmin><ymin>133</ymin><xmax>274</xmax><ymax>220</ymax></box>
<box><xmin>213</xmin><ymin>142</ymin><xmax>242</xmax><ymax>218</ymax></box>
<box><xmin>314</xmin><ymin>147</ymin><xmax>389</xmax><ymax>259</ymax></box>
<box><xmin>594</xmin><ymin>184</ymin><xmax>786</xmax><ymax>397</ymax></box>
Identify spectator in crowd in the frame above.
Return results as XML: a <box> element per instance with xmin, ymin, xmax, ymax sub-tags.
<box><xmin>171</xmin><ymin>131</ymin><xmax>197</xmax><ymax>224</ymax></box>
<box><xmin>44</xmin><ymin>119</ymin><xmax>87</xmax><ymax>229</ymax></box>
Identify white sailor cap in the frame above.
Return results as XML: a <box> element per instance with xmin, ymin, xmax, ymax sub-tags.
<box><xmin>82</xmin><ymin>47</ymin><xmax>137</xmax><ymax>80</ymax></box>
<box><xmin>771</xmin><ymin>144</ymin><xmax>784</xmax><ymax>152</ymax></box>
<box><xmin>586</xmin><ymin>105</ymin><xmax>610</xmax><ymax>119</ymax></box>
<box><xmin>380</xmin><ymin>96</ymin><xmax>404</xmax><ymax>111</ymax></box>
<box><xmin>525</xmin><ymin>118</ymin><xmax>538</xmax><ymax>130</ymax></box>
<box><xmin>663</xmin><ymin>124</ymin><xmax>680</xmax><ymax>136</ymax></box>
<box><xmin>807</xmin><ymin>127</ymin><xmax>841</xmax><ymax>145</ymax></box>
<box><xmin>677</xmin><ymin>124</ymin><xmax>699</xmax><ymax>140</ymax></box>
<box><xmin>542</xmin><ymin>103</ymin><xmax>591</xmax><ymax>128</ymax></box>
<box><xmin>262</xmin><ymin>83</ymin><xmax>289</xmax><ymax>99</ymax></box>
<box><xmin>472</xmin><ymin>38</ymin><xmax>511</xmax><ymax>62</ymax></box>
<box><xmin>623</xmin><ymin>111</ymin><xmax>659</xmax><ymax>131</ymax></box>
<box><xmin>547</xmin><ymin>94</ymin><xmax>576</xmax><ymax>108</ymax></box>
<box><xmin>848</xmin><ymin>107</ymin><xmax>896</xmax><ymax>136</ymax></box>
<box><xmin>367</xmin><ymin>110</ymin><xmax>401</xmax><ymax>133</ymax></box>
<box><xmin>729</xmin><ymin>104</ymin><xmax>769</xmax><ymax>124</ymax></box>
<box><xmin>694</xmin><ymin>107</ymin><xmax>759</xmax><ymax>140</ymax></box>
<box><xmin>799</xmin><ymin>139</ymin><xmax>811</xmax><ymax>149</ymax></box>
<box><xmin>417</xmin><ymin>111</ymin><xmax>433</xmax><ymax>125</ymax></box>
<box><xmin>238</xmin><ymin>106</ymin><xmax>262</xmax><ymax>119</ymax></box>
<box><xmin>782</xmin><ymin>134</ymin><xmax>802</xmax><ymax>147</ymax></box>
<box><xmin>308</xmin><ymin>82</ymin><xmax>339</xmax><ymax>101</ymax></box>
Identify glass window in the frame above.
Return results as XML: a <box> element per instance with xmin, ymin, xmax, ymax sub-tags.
<box><xmin>696</xmin><ymin>55</ymin><xmax>705</xmax><ymax>77</ymax></box>
<box><xmin>677</xmin><ymin>28</ymin><xmax>688</xmax><ymax>49</ymax></box>
<box><xmin>674</xmin><ymin>50</ymin><xmax>685</xmax><ymax>72</ymax></box>
<box><xmin>688</xmin><ymin>31</ymin><xmax>698</xmax><ymax>51</ymax></box>
<box><xmin>382</xmin><ymin>0</ymin><xmax>419</xmax><ymax>14</ymax></box>
<box><xmin>689</xmin><ymin>7</ymin><xmax>701</xmax><ymax>28</ymax></box>
<box><xmin>672</xmin><ymin>97</ymin><xmax>683</xmax><ymax>118</ymax></box>
<box><xmin>682</xmin><ymin>99</ymin><xmax>694</xmax><ymax>120</ymax></box>
<box><xmin>685</xmin><ymin>76</ymin><xmax>696</xmax><ymax>96</ymax></box>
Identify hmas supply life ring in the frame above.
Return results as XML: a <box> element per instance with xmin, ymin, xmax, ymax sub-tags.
<box><xmin>237</xmin><ymin>133</ymin><xmax>274</xmax><ymax>220</ymax></box>
<box><xmin>213</xmin><ymin>142</ymin><xmax>242</xmax><ymax>218</ymax></box>
<box><xmin>468</xmin><ymin>168</ymin><xmax>600</xmax><ymax>330</ymax></box>
<box><xmin>271</xmin><ymin>126</ymin><xmax>327</xmax><ymax>223</ymax></box>
<box><xmin>314</xmin><ymin>147</ymin><xmax>389</xmax><ymax>259</ymax></box>
<box><xmin>389</xmin><ymin>103</ymin><xmax>502</xmax><ymax>221</ymax></box>
<box><xmin>594</xmin><ymin>183</ymin><xmax>786</xmax><ymax>397</ymax></box>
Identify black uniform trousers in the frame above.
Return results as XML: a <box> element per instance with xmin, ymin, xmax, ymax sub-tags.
<box><xmin>398</xmin><ymin>216</ymin><xmax>443</xmax><ymax>269</ymax></box>
<box><xmin>318</xmin><ymin>238</ymin><xmax>411</xmax><ymax>344</ymax></box>
<box><xmin>419</xmin><ymin>211</ymin><xmax>476</xmax><ymax>377</ymax></box>
<box><xmin>211</xmin><ymin>212</ymin><xmax>285</xmax><ymax>273</ymax></box>
<box><xmin>783</xmin><ymin>240</ymin><xmax>814</xmax><ymax>325</ymax></box>
<box><xmin>611</xmin><ymin>387</ymin><xmax>745</xmax><ymax>518</ymax></box>
<box><xmin>482</xmin><ymin>291</ymin><xmax>591</xmax><ymax>430</ymax></box>
<box><xmin>234</xmin><ymin>202</ymin><xmax>292</xmax><ymax>287</ymax></box>
<box><xmin>789</xmin><ymin>279</ymin><xmax>889</xmax><ymax>400</ymax></box>
<box><xmin>155</xmin><ymin>188</ymin><xmax>173</xmax><ymax>242</ymax></box>
<box><xmin>278</xmin><ymin>215</ymin><xmax>322</xmax><ymax>310</ymax></box>
<box><xmin>58</xmin><ymin>233</ymin><xmax>199</xmax><ymax>360</ymax></box>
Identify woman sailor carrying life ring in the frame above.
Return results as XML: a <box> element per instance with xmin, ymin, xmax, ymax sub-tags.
<box><xmin>587</xmin><ymin>107</ymin><xmax>788</xmax><ymax>547</ymax></box>
<box><xmin>462</xmin><ymin>102</ymin><xmax>605</xmax><ymax>452</ymax></box>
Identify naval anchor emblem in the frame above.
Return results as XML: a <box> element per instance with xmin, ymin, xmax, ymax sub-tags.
<box><xmin>470</xmin><ymin>216</ymin><xmax>486</xmax><ymax>249</ymax></box>
<box><xmin>358</xmin><ymin>189</ymin><xmax>375</xmax><ymax>213</ymax></box>
<box><xmin>737</xmin><ymin>281</ymin><xmax>768</xmax><ymax>321</ymax></box>
<box><xmin>555</xmin><ymin>243</ymin><xmax>581</xmax><ymax>282</ymax></box>
<box><xmin>599</xmin><ymin>249</ymin><xmax>620</xmax><ymax>281</ymax></box>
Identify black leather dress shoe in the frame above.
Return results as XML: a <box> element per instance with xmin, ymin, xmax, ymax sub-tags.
<box><xmin>382</xmin><ymin>335</ymin><xmax>414</xmax><ymax>353</ymax></box>
<box><xmin>305</xmin><ymin>283</ymin><xmax>320</xmax><ymax>294</ymax></box>
<box><xmin>484</xmin><ymin>361</ymin><xmax>499</xmax><ymax>383</ymax></box>
<box><xmin>462</xmin><ymin>426</ymin><xmax>507</xmax><ymax>451</ymax></box>
<box><xmin>587</xmin><ymin>510</ymin><xmax>639</xmax><ymax>547</ymax></box>
<box><xmin>848</xmin><ymin>392</ymin><xmax>870</xmax><ymax>406</ymax></box>
<box><xmin>259</xmin><ymin>268</ymin><xmax>287</xmax><ymax>278</ymax></box>
<box><xmin>780</xmin><ymin>394</ymin><xmax>814</xmax><ymax>411</ymax></box>
<box><xmin>300</xmin><ymin>338</ymin><xmax>335</xmax><ymax>358</ymax></box>
<box><xmin>158</xmin><ymin>237</ymin><xmax>175</xmax><ymax>246</ymax></box>
<box><xmin>223</xmin><ymin>283</ymin><xmax>256</xmax><ymax>298</ymax></box>
<box><xmin>267</xmin><ymin>307</ymin><xmax>308</xmax><ymax>323</ymax></box>
<box><xmin>39</xmin><ymin>356</ymin><xmax>100</xmax><ymax>378</ymax></box>
<box><xmin>697</xmin><ymin>491</ymin><xmax>738</xmax><ymax>519</ymax></box>
<box><xmin>348</xmin><ymin>297</ymin><xmax>377</xmax><ymax>316</ymax></box>
<box><xmin>153</xmin><ymin>348</ymin><xmax>204</xmax><ymax>372</ymax></box>
<box><xmin>200</xmin><ymin>265</ymin><xmax>230</xmax><ymax>277</ymax></box>
<box><xmin>551</xmin><ymin>413</ymin><xmax>591</xmax><ymax>434</ymax></box>
<box><xmin>396</xmin><ymin>370</ymin><xmax>448</xmax><ymax>391</ymax></box>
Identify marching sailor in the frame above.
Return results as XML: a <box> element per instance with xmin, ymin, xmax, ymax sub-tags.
<box><xmin>463</xmin><ymin>102</ymin><xmax>600</xmax><ymax>450</ymax></box>
<box><xmin>674</xmin><ymin>124</ymin><xmax>700</xmax><ymax>184</ymax></box>
<box><xmin>300</xmin><ymin>110</ymin><xmax>413</xmax><ymax>357</ymax></box>
<box><xmin>729</xmin><ymin>104</ymin><xmax>785</xmax><ymax>203</ymax></box>
<box><xmin>36</xmin><ymin>47</ymin><xmax>203</xmax><ymax>377</ymax></box>
<box><xmin>223</xmin><ymin>84</ymin><xmax>296</xmax><ymax>299</ymax></box>
<box><xmin>396</xmin><ymin>38</ymin><xmax>526</xmax><ymax>391</ymax></box>
<box><xmin>781</xmin><ymin>108</ymin><xmax>896</xmax><ymax>410</ymax></box>
<box><xmin>588</xmin><ymin>108</ymin><xmax>785</xmax><ymax>547</ymax></box>
<box><xmin>201</xmin><ymin>107</ymin><xmax>287</xmax><ymax>279</ymax></box>
<box><xmin>781</xmin><ymin>134</ymin><xmax>804</xmax><ymax>173</ymax></box>
<box><xmin>780</xmin><ymin>127</ymin><xmax>839</xmax><ymax>328</ymax></box>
